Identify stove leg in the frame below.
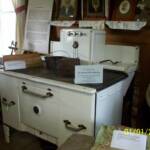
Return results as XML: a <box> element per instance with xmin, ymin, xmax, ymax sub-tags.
<box><xmin>3</xmin><ymin>125</ymin><xmax>10</xmax><ymax>143</ymax></box>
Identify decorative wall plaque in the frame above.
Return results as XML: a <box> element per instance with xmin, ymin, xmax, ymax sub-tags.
<box><xmin>111</xmin><ymin>0</ymin><xmax>136</xmax><ymax>21</ymax></box>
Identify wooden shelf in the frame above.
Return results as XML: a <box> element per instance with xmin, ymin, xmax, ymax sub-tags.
<box><xmin>51</xmin><ymin>20</ymin><xmax>147</xmax><ymax>31</ymax></box>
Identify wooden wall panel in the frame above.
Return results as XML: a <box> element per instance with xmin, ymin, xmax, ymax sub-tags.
<box><xmin>106</xmin><ymin>27</ymin><xmax>150</xmax><ymax>45</ymax></box>
<box><xmin>106</xmin><ymin>27</ymin><xmax>150</xmax><ymax>86</ymax></box>
<box><xmin>106</xmin><ymin>27</ymin><xmax>150</xmax><ymax>127</ymax></box>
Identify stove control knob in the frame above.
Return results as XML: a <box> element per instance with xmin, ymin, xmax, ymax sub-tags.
<box><xmin>68</xmin><ymin>31</ymin><xmax>73</xmax><ymax>36</ymax></box>
<box><xmin>80</xmin><ymin>32</ymin><xmax>83</xmax><ymax>36</ymax></box>
<box><xmin>72</xmin><ymin>41</ymin><xmax>79</xmax><ymax>49</ymax></box>
<box><xmin>75</xmin><ymin>32</ymin><xmax>79</xmax><ymax>36</ymax></box>
<box><xmin>33</xmin><ymin>106</ymin><xmax>41</xmax><ymax>115</ymax></box>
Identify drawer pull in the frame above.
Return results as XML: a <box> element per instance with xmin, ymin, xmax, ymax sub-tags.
<box><xmin>22</xmin><ymin>86</ymin><xmax>53</xmax><ymax>98</ymax></box>
<box><xmin>63</xmin><ymin>120</ymin><xmax>86</xmax><ymax>132</ymax></box>
<box><xmin>2</xmin><ymin>98</ymin><xmax>16</xmax><ymax>107</ymax></box>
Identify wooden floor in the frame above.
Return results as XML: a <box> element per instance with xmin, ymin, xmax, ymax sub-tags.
<box><xmin>0</xmin><ymin>124</ymin><xmax>57</xmax><ymax>150</ymax></box>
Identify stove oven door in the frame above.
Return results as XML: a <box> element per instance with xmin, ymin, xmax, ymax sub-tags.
<box><xmin>19</xmin><ymin>80</ymin><xmax>59</xmax><ymax>138</ymax></box>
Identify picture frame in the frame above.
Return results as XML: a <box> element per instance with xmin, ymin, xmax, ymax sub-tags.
<box><xmin>57</xmin><ymin>0</ymin><xmax>78</xmax><ymax>20</ymax></box>
<box><xmin>111</xmin><ymin>0</ymin><xmax>136</xmax><ymax>21</ymax></box>
<box><xmin>82</xmin><ymin>0</ymin><xmax>105</xmax><ymax>20</ymax></box>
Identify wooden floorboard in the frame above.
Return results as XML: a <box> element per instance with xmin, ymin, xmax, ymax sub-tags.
<box><xmin>0</xmin><ymin>123</ymin><xmax>58</xmax><ymax>150</ymax></box>
<box><xmin>0</xmin><ymin>124</ymin><xmax>43</xmax><ymax>150</ymax></box>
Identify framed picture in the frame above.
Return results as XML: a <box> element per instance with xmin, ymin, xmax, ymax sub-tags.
<box><xmin>57</xmin><ymin>0</ymin><xmax>78</xmax><ymax>20</ymax></box>
<box><xmin>82</xmin><ymin>0</ymin><xmax>105</xmax><ymax>20</ymax></box>
<box><xmin>111</xmin><ymin>0</ymin><xmax>136</xmax><ymax>21</ymax></box>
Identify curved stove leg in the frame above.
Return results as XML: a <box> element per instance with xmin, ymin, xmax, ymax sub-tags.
<box><xmin>3</xmin><ymin>125</ymin><xmax>10</xmax><ymax>143</ymax></box>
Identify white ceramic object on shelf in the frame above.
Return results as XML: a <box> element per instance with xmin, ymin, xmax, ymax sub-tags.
<box><xmin>79</xmin><ymin>21</ymin><xmax>105</xmax><ymax>30</ymax></box>
<box><xmin>50</xmin><ymin>21</ymin><xmax>76</xmax><ymax>27</ymax></box>
<box><xmin>50</xmin><ymin>20</ymin><xmax>105</xmax><ymax>30</ymax></box>
<box><xmin>105</xmin><ymin>21</ymin><xmax>147</xmax><ymax>31</ymax></box>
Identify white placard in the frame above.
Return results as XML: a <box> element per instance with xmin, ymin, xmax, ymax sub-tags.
<box><xmin>4</xmin><ymin>60</ymin><xmax>26</xmax><ymax>70</ymax></box>
<box><xmin>74</xmin><ymin>65</ymin><xmax>103</xmax><ymax>84</ymax></box>
<box><xmin>111</xmin><ymin>130</ymin><xmax>147</xmax><ymax>150</ymax></box>
<box><xmin>24</xmin><ymin>0</ymin><xmax>54</xmax><ymax>54</ymax></box>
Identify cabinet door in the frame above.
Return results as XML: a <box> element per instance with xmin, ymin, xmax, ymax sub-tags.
<box><xmin>0</xmin><ymin>74</ymin><xmax>20</xmax><ymax>129</ymax></box>
<box><xmin>57</xmin><ymin>88</ymin><xmax>95</xmax><ymax>146</ymax></box>
<box><xmin>19</xmin><ymin>80</ymin><xmax>59</xmax><ymax>138</ymax></box>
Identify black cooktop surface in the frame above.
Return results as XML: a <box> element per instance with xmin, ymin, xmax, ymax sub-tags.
<box><xmin>13</xmin><ymin>67</ymin><xmax>128</xmax><ymax>91</ymax></box>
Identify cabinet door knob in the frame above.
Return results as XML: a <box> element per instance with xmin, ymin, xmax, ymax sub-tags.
<box><xmin>63</xmin><ymin>120</ymin><xmax>86</xmax><ymax>132</ymax></box>
<box><xmin>33</xmin><ymin>106</ymin><xmax>40</xmax><ymax>114</ymax></box>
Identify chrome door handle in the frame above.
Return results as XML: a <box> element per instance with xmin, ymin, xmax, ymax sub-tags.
<box><xmin>2</xmin><ymin>98</ymin><xmax>16</xmax><ymax>107</ymax></box>
<box><xmin>8</xmin><ymin>101</ymin><xmax>16</xmax><ymax>107</ymax></box>
<box><xmin>63</xmin><ymin>120</ymin><xmax>86</xmax><ymax>132</ymax></box>
<box><xmin>22</xmin><ymin>86</ymin><xmax>53</xmax><ymax>98</ymax></box>
<box><xmin>1</xmin><ymin>98</ymin><xmax>8</xmax><ymax>106</ymax></box>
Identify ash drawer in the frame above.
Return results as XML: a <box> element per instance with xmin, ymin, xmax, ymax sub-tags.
<box><xmin>19</xmin><ymin>80</ymin><xmax>60</xmax><ymax>138</ymax></box>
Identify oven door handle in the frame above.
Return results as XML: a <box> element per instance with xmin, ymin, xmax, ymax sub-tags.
<box><xmin>22</xmin><ymin>86</ymin><xmax>53</xmax><ymax>98</ymax></box>
<box><xmin>63</xmin><ymin>120</ymin><xmax>87</xmax><ymax>132</ymax></box>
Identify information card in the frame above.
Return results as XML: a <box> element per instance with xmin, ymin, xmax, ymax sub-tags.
<box><xmin>74</xmin><ymin>65</ymin><xmax>103</xmax><ymax>84</ymax></box>
<box><xmin>111</xmin><ymin>130</ymin><xmax>147</xmax><ymax>150</ymax></box>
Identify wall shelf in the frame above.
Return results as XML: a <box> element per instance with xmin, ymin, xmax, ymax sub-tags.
<box><xmin>51</xmin><ymin>20</ymin><xmax>147</xmax><ymax>31</ymax></box>
<box><xmin>51</xmin><ymin>20</ymin><xmax>105</xmax><ymax>30</ymax></box>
